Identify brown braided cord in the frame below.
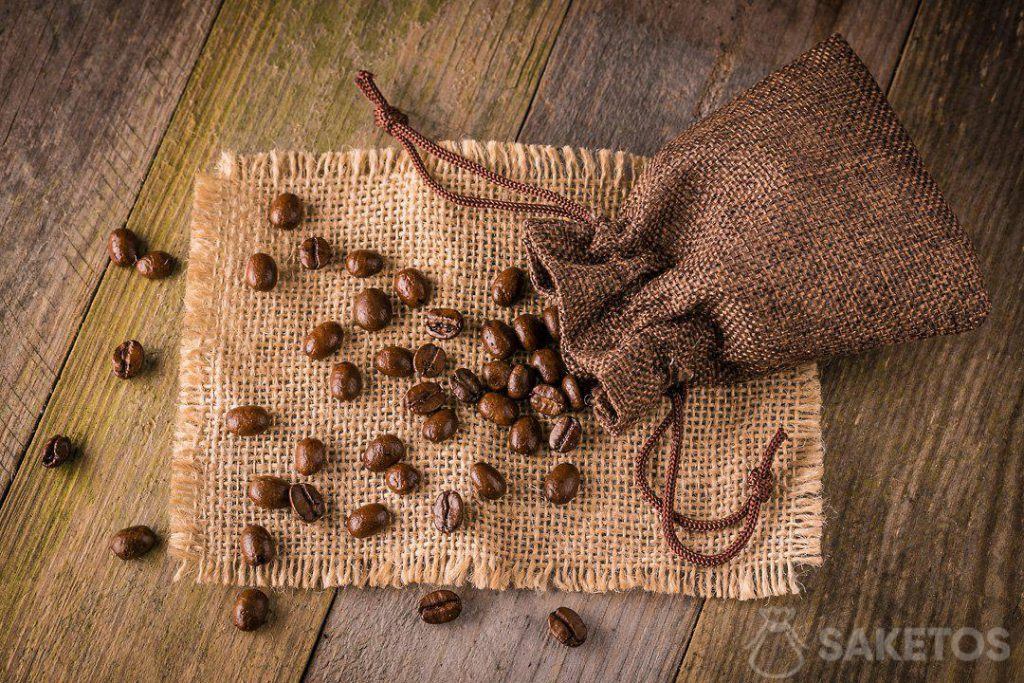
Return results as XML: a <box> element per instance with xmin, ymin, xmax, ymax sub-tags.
<box><xmin>354</xmin><ymin>71</ymin><xmax>596</xmax><ymax>225</ymax></box>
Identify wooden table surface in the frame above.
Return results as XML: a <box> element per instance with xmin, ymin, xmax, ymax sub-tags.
<box><xmin>0</xmin><ymin>1</ymin><xmax>1021</xmax><ymax>681</ymax></box>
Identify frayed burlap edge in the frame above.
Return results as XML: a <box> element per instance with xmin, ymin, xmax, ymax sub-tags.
<box><xmin>171</xmin><ymin>143</ymin><xmax>824</xmax><ymax>599</ymax></box>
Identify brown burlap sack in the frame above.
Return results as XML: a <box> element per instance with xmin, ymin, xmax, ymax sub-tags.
<box><xmin>171</xmin><ymin>143</ymin><xmax>824</xmax><ymax>599</ymax></box>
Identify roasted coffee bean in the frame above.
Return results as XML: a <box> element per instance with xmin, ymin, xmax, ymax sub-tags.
<box><xmin>549</xmin><ymin>416</ymin><xmax>582</xmax><ymax>453</ymax></box>
<box><xmin>247</xmin><ymin>475</ymin><xmax>291</xmax><ymax>509</ymax></box>
<box><xmin>290</xmin><ymin>482</ymin><xmax>326</xmax><ymax>522</ymax></box>
<box><xmin>413</xmin><ymin>343</ymin><xmax>446</xmax><ymax>377</ymax></box>
<box><xmin>330</xmin><ymin>362</ymin><xmax>362</xmax><ymax>401</ymax></box>
<box><xmin>530</xmin><ymin>383</ymin><xmax>567</xmax><ymax>416</ymax></box>
<box><xmin>394</xmin><ymin>268</ymin><xmax>430</xmax><ymax>307</ymax></box>
<box><xmin>239</xmin><ymin>524</ymin><xmax>275</xmax><ymax>566</ymax></box>
<box><xmin>345</xmin><ymin>249</ymin><xmax>384</xmax><ymax>277</ymax></box>
<box><xmin>112</xmin><ymin>339</ymin><xmax>145</xmax><ymax>379</ymax></box>
<box><xmin>304</xmin><ymin>321</ymin><xmax>344</xmax><ymax>359</ymax></box>
<box><xmin>244</xmin><ymin>253</ymin><xmax>278</xmax><ymax>291</ymax></box>
<box><xmin>506</xmin><ymin>363</ymin><xmax>536</xmax><ymax>400</ymax></box>
<box><xmin>345</xmin><ymin>503</ymin><xmax>390</xmax><ymax>539</ymax></box>
<box><xmin>432</xmin><ymin>490</ymin><xmax>464</xmax><ymax>533</ymax></box>
<box><xmin>226</xmin><ymin>405</ymin><xmax>271</xmax><ymax>436</ymax></box>
<box><xmin>269</xmin><ymin>192</ymin><xmax>303</xmax><ymax>229</ymax></box>
<box><xmin>543</xmin><ymin>305</ymin><xmax>560</xmax><ymax>341</ymax></box>
<box><xmin>295</xmin><ymin>438</ymin><xmax>327</xmax><ymax>476</ymax></box>
<box><xmin>544</xmin><ymin>463</ymin><xmax>581</xmax><ymax>505</ymax></box>
<box><xmin>422</xmin><ymin>408</ymin><xmax>458</xmax><ymax>443</ymax></box>
<box><xmin>450</xmin><ymin>368</ymin><xmax>484</xmax><ymax>404</ymax></box>
<box><xmin>478</xmin><ymin>391</ymin><xmax>518</xmax><ymax>426</ymax></box>
<box><xmin>363</xmin><ymin>434</ymin><xmax>406</xmax><ymax>472</ymax></box>
<box><xmin>41</xmin><ymin>435</ymin><xmax>76</xmax><ymax>468</ymax></box>
<box><xmin>491</xmin><ymin>266</ymin><xmax>525</xmax><ymax>307</ymax></box>
<box><xmin>110</xmin><ymin>525</ymin><xmax>158</xmax><ymax>560</ymax></box>
<box><xmin>374</xmin><ymin>345</ymin><xmax>414</xmax><ymax>377</ymax></box>
<box><xmin>561</xmin><ymin>375</ymin><xmax>586</xmax><ymax>412</ymax></box>
<box><xmin>481</xmin><ymin>359</ymin><xmax>513</xmax><ymax>392</ymax></box>
<box><xmin>300</xmin><ymin>236</ymin><xmax>332</xmax><ymax>270</ymax></box>
<box><xmin>405</xmin><ymin>381</ymin><xmax>446</xmax><ymax>415</ymax></box>
<box><xmin>107</xmin><ymin>228</ymin><xmax>141</xmax><ymax>266</ymax></box>
<box><xmin>548</xmin><ymin>607</ymin><xmax>587</xmax><ymax>647</ymax></box>
<box><xmin>384</xmin><ymin>463</ymin><xmax>421</xmax><ymax>496</ymax></box>
<box><xmin>512</xmin><ymin>313</ymin><xmax>547</xmax><ymax>352</ymax></box>
<box><xmin>135</xmin><ymin>251</ymin><xmax>175</xmax><ymax>279</ymax></box>
<box><xmin>353</xmin><ymin>288</ymin><xmax>393</xmax><ymax>331</ymax></box>
<box><xmin>425</xmin><ymin>308</ymin><xmax>463</xmax><ymax>339</ymax></box>
<box><xmin>233</xmin><ymin>588</ymin><xmax>269</xmax><ymax>631</ymax></box>
<box><xmin>419</xmin><ymin>589</ymin><xmax>462</xmax><ymax>624</ymax></box>
<box><xmin>508</xmin><ymin>416</ymin><xmax>542</xmax><ymax>455</ymax></box>
<box><xmin>481</xmin><ymin>319</ymin><xmax>518</xmax><ymax>359</ymax></box>
<box><xmin>470</xmin><ymin>462</ymin><xmax>507</xmax><ymax>501</ymax></box>
<box><xmin>529</xmin><ymin>348</ymin><xmax>564</xmax><ymax>384</ymax></box>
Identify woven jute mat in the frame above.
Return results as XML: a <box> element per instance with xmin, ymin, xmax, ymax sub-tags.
<box><xmin>171</xmin><ymin>142</ymin><xmax>823</xmax><ymax>599</ymax></box>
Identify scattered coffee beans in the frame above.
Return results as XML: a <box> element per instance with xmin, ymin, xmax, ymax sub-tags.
<box><xmin>491</xmin><ymin>267</ymin><xmax>525</xmax><ymax>307</ymax></box>
<box><xmin>561</xmin><ymin>375</ymin><xmax>585</xmax><ymax>412</ymax></box>
<box><xmin>363</xmin><ymin>434</ymin><xmax>406</xmax><ymax>472</ymax></box>
<box><xmin>529</xmin><ymin>348</ymin><xmax>564</xmax><ymax>384</ymax></box>
<box><xmin>233</xmin><ymin>588</ymin><xmax>270</xmax><ymax>631</ymax></box>
<box><xmin>405</xmin><ymin>381</ymin><xmax>446</xmax><ymax>415</ymax></box>
<box><xmin>112</xmin><ymin>339</ymin><xmax>145</xmax><ymax>379</ymax></box>
<box><xmin>422</xmin><ymin>408</ymin><xmax>458</xmax><ymax>443</ymax></box>
<box><xmin>419</xmin><ymin>589</ymin><xmax>462</xmax><ymax>624</ymax></box>
<box><xmin>543</xmin><ymin>305</ymin><xmax>560</xmax><ymax>341</ymax></box>
<box><xmin>481</xmin><ymin>359</ymin><xmax>512</xmax><ymax>392</ymax></box>
<box><xmin>304</xmin><ymin>321</ymin><xmax>344</xmax><ymax>360</ymax></box>
<box><xmin>548</xmin><ymin>607</ymin><xmax>587</xmax><ymax>647</ymax></box>
<box><xmin>394</xmin><ymin>268</ymin><xmax>430</xmax><ymax>307</ymax></box>
<box><xmin>544</xmin><ymin>463</ymin><xmax>581</xmax><ymax>505</ymax></box>
<box><xmin>269</xmin><ymin>192</ymin><xmax>303</xmax><ymax>229</ymax></box>
<box><xmin>425</xmin><ymin>308</ymin><xmax>464</xmax><ymax>339</ymax></box>
<box><xmin>107</xmin><ymin>228</ymin><xmax>141</xmax><ymax>266</ymax></box>
<box><xmin>481</xmin><ymin>319</ymin><xmax>518</xmax><ymax>359</ymax></box>
<box><xmin>470</xmin><ymin>462</ymin><xmax>507</xmax><ymax>501</ymax></box>
<box><xmin>512</xmin><ymin>313</ymin><xmax>547</xmax><ymax>352</ymax></box>
<box><xmin>346</xmin><ymin>249</ymin><xmax>384</xmax><ymax>277</ymax></box>
<box><xmin>244</xmin><ymin>253</ymin><xmax>278</xmax><ymax>291</ymax></box>
<box><xmin>549</xmin><ymin>416</ymin><xmax>582</xmax><ymax>453</ymax></box>
<box><xmin>240</xmin><ymin>524</ymin><xmax>275</xmax><ymax>566</ymax></box>
<box><xmin>384</xmin><ymin>463</ymin><xmax>421</xmax><ymax>496</ymax></box>
<box><xmin>247</xmin><ymin>475</ymin><xmax>291</xmax><ymax>509</ymax></box>
<box><xmin>330</xmin><ymin>362</ymin><xmax>362</xmax><ymax>401</ymax></box>
<box><xmin>450</xmin><ymin>368</ymin><xmax>484</xmax><ymax>404</ymax></box>
<box><xmin>110</xmin><ymin>525</ymin><xmax>158</xmax><ymax>560</ymax></box>
<box><xmin>226</xmin><ymin>405</ymin><xmax>271</xmax><ymax>436</ymax></box>
<box><xmin>295</xmin><ymin>438</ymin><xmax>327</xmax><ymax>476</ymax></box>
<box><xmin>135</xmin><ymin>251</ymin><xmax>175</xmax><ymax>279</ymax></box>
<box><xmin>300</xmin><ymin>236</ymin><xmax>332</xmax><ymax>270</ymax></box>
<box><xmin>290</xmin><ymin>482</ymin><xmax>326</xmax><ymax>522</ymax></box>
<box><xmin>530</xmin><ymin>383</ymin><xmax>567</xmax><ymax>417</ymax></box>
<box><xmin>506</xmin><ymin>363</ymin><xmax>536</xmax><ymax>400</ymax></box>
<box><xmin>353</xmin><ymin>288</ymin><xmax>393</xmax><ymax>331</ymax></box>
<box><xmin>478</xmin><ymin>391</ymin><xmax>518</xmax><ymax>426</ymax></box>
<box><xmin>508</xmin><ymin>416</ymin><xmax>543</xmax><ymax>455</ymax></box>
<box><xmin>433</xmin><ymin>490</ymin><xmax>464</xmax><ymax>533</ymax></box>
<box><xmin>346</xmin><ymin>503</ymin><xmax>390</xmax><ymax>539</ymax></box>
<box><xmin>41</xmin><ymin>435</ymin><xmax>76</xmax><ymax>468</ymax></box>
<box><xmin>375</xmin><ymin>345</ymin><xmax>414</xmax><ymax>377</ymax></box>
<box><xmin>413</xmin><ymin>343</ymin><xmax>446</xmax><ymax>377</ymax></box>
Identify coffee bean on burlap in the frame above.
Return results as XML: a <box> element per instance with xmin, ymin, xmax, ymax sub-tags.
<box><xmin>548</xmin><ymin>607</ymin><xmax>587</xmax><ymax>647</ymax></box>
<box><xmin>413</xmin><ymin>343</ymin><xmax>446</xmax><ymax>377</ymax></box>
<box><xmin>491</xmin><ymin>267</ymin><xmax>525</xmax><ymax>307</ymax></box>
<box><xmin>330</xmin><ymin>362</ymin><xmax>362</xmax><ymax>401</ymax></box>
<box><xmin>480</xmin><ymin>359</ymin><xmax>512</xmax><ymax>392</ymax></box>
<box><xmin>432</xmin><ymin>490</ymin><xmax>464</xmax><ymax>533</ymax></box>
<box><xmin>294</xmin><ymin>438</ymin><xmax>327</xmax><ymax>476</ymax></box>
<box><xmin>450</xmin><ymin>368</ymin><xmax>484</xmax><ymax>404</ymax></box>
<box><xmin>425</xmin><ymin>308</ymin><xmax>463</xmax><ymax>339</ymax></box>
<box><xmin>289</xmin><ymin>483</ymin><xmax>326</xmax><ymax>523</ymax></box>
<box><xmin>363</xmin><ymin>434</ymin><xmax>406</xmax><ymax>472</ymax></box>
<box><xmin>247</xmin><ymin>475</ymin><xmax>291</xmax><ymax>509</ymax></box>
<box><xmin>245</xmin><ymin>253</ymin><xmax>278</xmax><ymax>291</ymax></box>
<box><xmin>528</xmin><ymin>348</ymin><xmax>563</xmax><ymax>384</ymax></box>
<box><xmin>112</xmin><ymin>339</ymin><xmax>145</xmax><ymax>379</ymax></box>
<box><xmin>394</xmin><ymin>267</ymin><xmax>430</xmax><ymax>307</ymax></box>
<box><xmin>418</xmin><ymin>590</ymin><xmax>462</xmax><ymax>624</ymax></box>
<box><xmin>135</xmin><ymin>251</ymin><xmax>175</xmax><ymax>279</ymax></box>
<box><xmin>239</xmin><ymin>524</ymin><xmax>275</xmax><ymax>566</ymax></box>
<box><xmin>506</xmin><ymin>363</ymin><xmax>536</xmax><ymax>400</ymax></box>
<box><xmin>304</xmin><ymin>321</ymin><xmax>345</xmax><ymax>360</ymax></box>
<box><xmin>549</xmin><ymin>416</ymin><xmax>582</xmax><ymax>453</ymax></box>
<box><xmin>478</xmin><ymin>392</ymin><xmax>518</xmax><ymax>426</ymax></box>
<box><xmin>345</xmin><ymin>249</ymin><xmax>384</xmax><ymax>277</ymax></box>
<box><xmin>384</xmin><ymin>463</ymin><xmax>421</xmax><ymax>496</ymax></box>
<box><xmin>299</xmin><ymin>236</ymin><xmax>332</xmax><ymax>270</ymax></box>
<box><xmin>405</xmin><ymin>382</ymin><xmax>446</xmax><ymax>415</ymax></box>
<box><xmin>346</xmin><ymin>503</ymin><xmax>390</xmax><ymax>539</ymax></box>
<box><xmin>544</xmin><ymin>463</ymin><xmax>581</xmax><ymax>505</ymax></box>
<box><xmin>512</xmin><ymin>313</ymin><xmax>547</xmax><ymax>352</ymax></box>
<box><xmin>375</xmin><ymin>345</ymin><xmax>414</xmax><ymax>377</ymax></box>
<box><xmin>225</xmin><ymin>405</ymin><xmax>271</xmax><ymax>436</ymax></box>
<box><xmin>508</xmin><ymin>416</ymin><xmax>542</xmax><ymax>455</ymax></box>
<box><xmin>41</xmin><ymin>435</ymin><xmax>76</xmax><ymax>468</ymax></box>
<box><xmin>481</xmin><ymin>319</ymin><xmax>518</xmax><ymax>359</ymax></box>
<box><xmin>353</xmin><ymin>288</ymin><xmax>393</xmax><ymax>331</ymax></box>
<box><xmin>470</xmin><ymin>462</ymin><xmax>507</xmax><ymax>501</ymax></box>
<box><xmin>110</xmin><ymin>525</ymin><xmax>159</xmax><ymax>560</ymax></box>
<box><xmin>269</xmin><ymin>192</ymin><xmax>303</xmax><ymax>229</ymax></box>
<box><xmin>107</xmin><ymin>228</ymin><xmax>141</xmax><ymax>267</ymax></box>
<box><xmin>530</xmin><ymin>384</ymin><xmax>567</xmax><ymax>417</ymax></box>
<box><xmin>232</xmin><ymin>588</ymin><xmax>270</xmax><ymax>631</ymax></box>
<box><xmin>542</xmin><ymin>305</ymin><xmax>560</xmax><ymax>341</ymax></box>
<box><xmin>561</xmin><ymin>375</ymin><xmax>585</xmax><ymax>412</ymax></box>
<box><xmin>422</xmin><ymin>408</ymin><xmax>458</xmax><ymax>443</ymax></box>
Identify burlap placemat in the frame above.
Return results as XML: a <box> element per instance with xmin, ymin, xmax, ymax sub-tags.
<box><xmin>171</xmin><ymin>142</ymin><xmax>823</xmax><ymax>599</ymax></box>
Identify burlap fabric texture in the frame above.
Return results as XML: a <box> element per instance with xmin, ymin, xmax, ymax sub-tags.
<box><xmin>171</xmin><ymin>143</ymin><xmax>824</xmax><ymax>599</ymax></box>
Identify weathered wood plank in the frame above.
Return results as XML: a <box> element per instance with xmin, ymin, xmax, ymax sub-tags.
<box><xmin>0</xmin><ymin>1</ymin><xmax>571</xmax><ymax>680</ymax></box>
<box><xmin>304</xmin><ymin>1</ymin><xmax>918</xmax><ymax>681</ymax></box>
<box><xmin>678</xmin><ymin>0</ymin><xmax>1024</xmax><ymax>680</ymax></box>
<box><xmin>0</xmin><ymin>0</ymin><xmax>221</xmax><ymax>497</ymax></box>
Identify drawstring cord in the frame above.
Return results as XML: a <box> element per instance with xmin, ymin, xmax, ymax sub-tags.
<box><xmin>354</xmin><ymin>71</ymin><xmax>597</xmax><ymax>225</ymax></box>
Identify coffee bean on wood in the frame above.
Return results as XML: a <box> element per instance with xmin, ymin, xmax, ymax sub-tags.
<box><xmin>508</xmin><ymin>416</ymin><xmax>542</xmax><ymax>455</ymax></box>
<box><xmin>405</xmin><ymin>381</ymin><xmax>446</xmax><ymax>415</ymax></box>
<box><xmin>110</xmin><ymin>525</ymin><xmax>158</xmax><ymax>560</ymax></box>
<box><xmin>480</xmin><ymin>359</ymin><xmax>512</xmax><ymax>392</ymax></box>
<box><xmin>394</xmin><ymin>267</ymin><xmax>430</xmax><ymax>307</ymax></box>
<box><xmin>135</xmin><ymin>251</ymin><xmax>175</xmax><ymax>279</ymax></box>
<box><xmin>384</xmin><ymin>463</ymin><xmax>421</xmax><ymax>496</ymax></box>
<box><xmin>549</xmin><ymin>416</ymin><xmax>582</xmax><ymax>453</ymax></box>
<box><xmin>107</xmin><ymin>228</ymin><xmax>141</xmax><ymax>266</ymax></box>
<box><xmin>425</xmin><ymin>308</ymin><xmax>463</xmax><ymax>339</ymax></box>
<box><xmin>239</xmin><ymin>524</ymin><xmax>275</xmax><ymax>566</ymax></box>
<box><xmin>481</xmin><ymin>319</ymin><xmax>518</xmax><ymax>359</ymax></box>
<box><xmin>233</xmin><ymin>588</ymin><xmax>270</xmax><ymax>631</ymax></box>
<box><xmin>353</xmin><ymin>288</ymin><xmax>393</xmax><ymax>331</ymax></box>
<box><xmin>375</xmin><ymin>345</ymin><xmax>414</xmax><ymax>377</ymax></box>
<box><xmin>226</xmin><ymin>405</ymin><xmax>271</xmax><ymax>436</ymax></box>
<box><xmin>346</xmin><ymin>503</ymin><xmax>391</xmax><ymax>539</ymax></box>
<box><xmin>345</xmin><ymin>249</ymin><xmax>384</xmax><ymax>277</ymax></box>
<box><xmin>530</xmin><ymin>384</ymin><xmax>567</xmax><ymax>416</ymax></box>
<box><xmin>506</xmin><ymin>363</ymin><xmax>536</xmax><ymax>400</ymax></box>
<box><xmin>244</xmin><ymin>253</ymin><xmax>278</xmax><ymax>291</ymax></box>
<box><xmin>548</xmin><ymin>607</ymin><xmax>587</xmax><ymax>647</ymax></box>
<box><xmin>450</xmin><ymin>368</ymin><xmax>484</xmax><ymax>404</ymax></box>
<box><xmin>529</xmin><ymin>348</ymin><xmax>563</xmax><ymax>384</ymax></box>
<box><xmin>269</xmin><ymin>192</ymin><xmax>303</xmax><ymax>229</ymax></box>
<box><xmin>432</xmin><ymin>490</ymin><xmax>464</xmax><ymax>533</ymax></box>
<box><xmin>112</xmin><ymin>339</ymin><xmax>145</xmax><ymax>379</ymax></box>
<box><xmin>478</xmin><ymin>391</ymin><xmax>518</xmax><ymax>426</ymax></box>
<box><xmin>512</xmin><ymin>313</ymin><xmax>547</xmax><ymax>352</ymax></box>
<box><xmin>330</xmin><ymin>362</ymin><xmax>363</xmax><ymax>401</ymax></box>
<box><xmin>363</xmin><ymin>434</ymin><xmax>406</xmax><ymax>472</ymax></box>
<box><xmin>422</xmin><ymin>408</ymin><xmax>458</xmax><ymax>443</ymax></box>
<box><xmin>470</xmin><ymin>462</ymin><xmax>507</xmax><ymax>500</ymax></box>
<box><xmin>491</xmin><ymin>267</ymin><xmax>525</xmax><ymax>307</ymax></box>
<box><xmin>300</xmin><ymin>236</ymin><xmax>332</xmax><ymax>270</ymax></box>
<box><xmin>41</xmin><ymin>435</ymin><xmax>76</xmax><ymax>468</ymax></box>
<box><xmin>304</xmin><ymin>321</ymin><xmax>344</xmax><ymax>359</ymax></box>
<box><xmin>247</xmin><ymin>475</ymin><xmax>291</xmax><ymax>509</ymax></box>
<box><xmin>295</xmin><ymin>438</ymin><xmax>327</xmax><ymax>476</ymax></box>
<box><xmin>413</xmin><ymin>343</ymin><xmax>446</xmax><ymax>377</ymax></box>
<box><xmin>419</xmin><ymin>590</ymin><xmax>462</xmax><ymax>624</ymax></box>
<box><xmin>544</xmin><ymin>463</ymin><xmax>581</xmax><ymax>505</ymax></box>
<box><xmin>290</xmin><ymin>482</ymin><xmax>326</xmax><ymax>522</ymax></box>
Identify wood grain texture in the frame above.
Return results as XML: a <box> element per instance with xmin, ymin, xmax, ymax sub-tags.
<box><xmin>0</xmin><ymin>0</ymin><xmax>220</xmax><ymax>497</ymax></box>
<box><xmin>678</xmin><ymin>0</ymin><xmax>1024</xmax><ymax>680</ymax></box>
<box><xmin>304</xmin><ymin>1</ymin><xmax>918</xmax><ymax>681</ymax></box>
<box><xmin>0</xmin><ymin>1</ymin><xmax>570</xmax><ymax>680</ymax></box>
